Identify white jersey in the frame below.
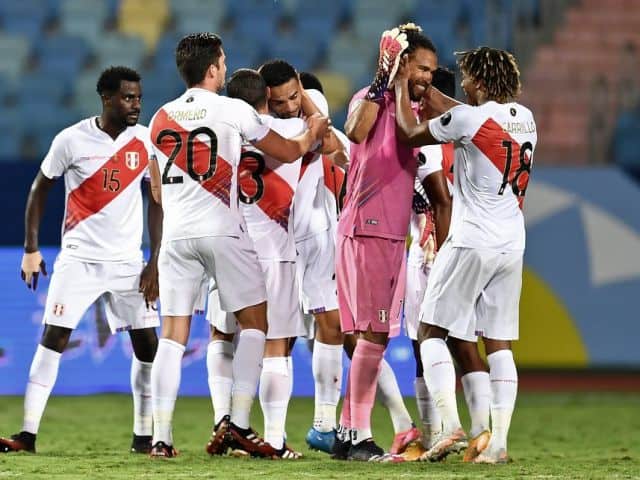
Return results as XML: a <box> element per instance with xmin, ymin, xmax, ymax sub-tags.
<box><xmin>40</xmin><ymin>118</ymin><xmax>152</xmax><ymax>262</ymax></box>
<box><xmin>149</xmin><ymin>88</ymin><xmax>269</xmax><ymax>242</ymax></box>
<box><xmin>293</xmin><ymin>90</ymin><xmax>332</xmax><ymax>241</ymax></box>
<box><xmin>408</xmin><ymin>145</ymin><xmax>444</xmax><ymax>265</ymax></box>
<box><xmin>428</xmin><ymin>101</ymin><xmax>537</xmax><ymax>251</ymax></box>
<box><xmin>239</xmin><ymin>115</ymin><xmax>306</xmax><ymax>261</ymax></box>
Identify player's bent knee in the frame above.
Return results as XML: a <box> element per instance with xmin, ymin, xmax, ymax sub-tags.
<box><xmin>129</xmin><ymin>328</ymin><xmax>158</xmax><ymax>362</ymax></box>
<box><xmin>234</xmin><ymin>302</ymin><xmax>267</xmax><ymax>333</ymax></box>
<box><xmin>40</xmin><ymin>324</ymin><xmax>72</xmax><ymax>353</ymax></box>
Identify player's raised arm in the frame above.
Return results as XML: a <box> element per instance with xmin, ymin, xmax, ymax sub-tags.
<box><xmin>346</xmin><ymin>28</ymin><xmax>409</xmax><ymax>143</ymax></box>
<box><xmin>253</xmin><ymin>113</ymin><xmax>329</xmax><ymax>163</ymax></box>
<box><xmin>22</xmin><ymin>170</ymin><xmax>54</xmax><ymax>289</ymax></box>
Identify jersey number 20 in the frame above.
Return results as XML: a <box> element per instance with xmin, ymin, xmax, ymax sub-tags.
<box><xmin>156</xmin><ymin>127</ymin><xmax>218</xmax><ymax>184</ymax></box>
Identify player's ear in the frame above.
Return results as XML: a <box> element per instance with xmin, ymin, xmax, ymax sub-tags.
<box><xmin>266</xmin><ymin>86</ymin><xmax>271</xmax><ymax>100</ymax></box>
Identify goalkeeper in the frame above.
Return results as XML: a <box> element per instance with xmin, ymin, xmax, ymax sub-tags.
<box><xmin>333</xmin><ymin>24</ymin><xmax>439</xmax><ymax>462</ymax></box>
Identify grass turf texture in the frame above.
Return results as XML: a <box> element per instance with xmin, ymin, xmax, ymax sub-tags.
<box><xmin>0</xmin><ymin>393</ymin><xmax>639</xmax><ymax>479</ymax></box>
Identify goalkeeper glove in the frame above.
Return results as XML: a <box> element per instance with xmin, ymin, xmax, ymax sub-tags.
<box><xmin>366</xmin><ymin>28</ymin><xmax>409</xmax><ymax>101</ymax></box>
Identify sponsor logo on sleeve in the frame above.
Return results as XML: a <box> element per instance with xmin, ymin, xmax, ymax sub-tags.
<box><xmin>440</xmin><ymin>112</ymin><xmax>452</xmax><ymax>126</ymax></box>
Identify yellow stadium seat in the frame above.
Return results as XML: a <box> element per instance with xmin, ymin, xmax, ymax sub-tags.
<box><xmin>313</xmin><ymin>71</ymin><xmax>353</xmax><ymax>114</ymax></box>
<box><xmin>118</xmin><ymin>0</ymin><xmax>169</xmax><ymax>51</ymax></box>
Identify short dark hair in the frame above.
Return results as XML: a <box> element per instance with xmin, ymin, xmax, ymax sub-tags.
<box><xmin>432</xmin><ymin>67</ymin><xmax>455</xmax><ymax>98</ymax></box>
<box><xmin>399</xmin><ymin>24</ymin><xmax>437</xmax><ymax>56</ymax></box>
<box><xmin>299</xmin><ymin>71</ymin><xmax>324</xmax><ymax>93</ymax></box>
<box><xmin>227</xmin><ymin>68</ymin><xmax>267</xmax><ymax>109</ymax></box>
<box><xmin>176</xmin><ymin>33</ymin><xmax>223</xmax><ymax>87</ymax></box>
<box><xmin>96</xmin><ymin>66</ymin><xmax>141</xmax><ymax>96</ymax></box>
<box><xmin>258</xmin><ymin>59</ymin><xmax>297</xmax><ymax>88</ymax></box>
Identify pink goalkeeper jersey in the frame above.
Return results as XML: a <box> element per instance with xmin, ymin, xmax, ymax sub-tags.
<box><xmin>337</xmin><ymin>87</ymin><xmax>418</xmax><ymax>240</ymax></box>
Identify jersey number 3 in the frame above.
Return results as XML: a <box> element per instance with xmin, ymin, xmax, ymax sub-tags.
<box><xmin>157</xmin><ymin>127</ymin><xmax>218</xmax><ymax>184</ymax></box>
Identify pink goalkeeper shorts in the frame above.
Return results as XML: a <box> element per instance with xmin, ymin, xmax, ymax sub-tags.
<box><xmin>336</xmin><ymin>234</ymin><xmax>406</xmax><ymax>337</ymax></box>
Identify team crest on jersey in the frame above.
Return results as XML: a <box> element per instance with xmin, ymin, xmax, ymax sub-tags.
<box><xmin>440</xmin><ymin>112</ymin><xmax>452</xmax><ymax>126</ymax></box>
<box><xmin>378</xmin><ymin>309</ymin><xmax>388</xmax><ymax>323</ymax></box>
<box><xmin>53</xmin><ymin>303</ymin><xmax>65</xmax><ymax>317</ymax></box>
<box><xmin>125</xmin><ymin>151</ymin><xmax>140</xmax><ymax>170</ymax></box>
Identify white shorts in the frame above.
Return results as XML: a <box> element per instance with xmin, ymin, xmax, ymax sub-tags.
<box><xmin>419</xmin><ymin>243</ymin><xmax>523</xmax><ymax>342</ymax></box>
<box><xmin>43</xmin><ymin>258</ymin><xmax>159</xmax><ymax>334</ymax></box>
<box><xmin>296</xmin><ymin>229</ymin><xmax>338</xmax><ymax>314</ymax></box>
<box><xmin>208</xmin><ymin>260</ymin><xmax>303</xmax><ymax>339</ymax></box>
<box><xmin>159</xmin><ymin>234</ymin><xmax>267</xmax><ymax>316</ymax></box>
<box><xmin>404</xmin><ymin>261</ymin><xmax>430</xmax><ymax>340</ymax></box>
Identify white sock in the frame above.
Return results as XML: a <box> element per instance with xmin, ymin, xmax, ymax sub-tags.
<box><xmin>351</xmin><ymin>428</ymin><xmax>372</xmax><ymax>445</ymax></box>
<box><xmin>23</xmin><ymin>345</ymin><xmax>61</xmax><ymax>434</ymax></box>
<box><xmin>414</xmin><ymin>376</ymin><xmax>441</xmax><ymax>447</ymax></box>
<box><xmin>259</xmin><ymin>356</ymin><xmax>291</xmax><ymax>450</ymax></box>
<box><xmin>420</xmin><ymin>338</ymin><xmax>462</xmax><ymax>434</ymax></box>
<box><xmin>151</xmin><ymin>338</ymin><xmax>185</xmax><ymax>445</ymax></box>
<box><xmin>487</xmin><ymin>349</ymin><xmax>518</xmax><ymax>452</ymax></box>
<box><xmin>230</xmin><ymin>329</ymin><xmax>265</xmax><ymax>429</ymax></box>
<box><xmin>461</xmin><ymin>371</ymin><xmax>491</xmax><ymax>438</ymax></box>
<box><xmin>130</xmin><ymin>356</ymin><xmax>153</xmax><ymax>436</ymax></box>
<box><xmin>207</xmin><ymin>340</ymin><xmax>234</xmax><ymax>425</ymax></box>
<box><xmin>376</xmin><ymin>359</ymin><xmax>413</xmax><ymax>433</ymax></box>
<box><xmin>312</xmin><ymin>341</ymin><xmax>342</xmax><ymax>432</ymax></box>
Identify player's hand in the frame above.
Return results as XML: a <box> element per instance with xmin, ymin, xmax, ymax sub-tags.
<box><xmin>21</xmin><ymin>250</ymin><xmax>47</xmax><ymax>290</ymax></box>
<box><xmin>366</xmin><ymin>28</ymin><xmax>409</xmax><ymax>101</ymax></box>
<box><xmin>422</xmin><ymin>233</ymin><xmax>436</xmax><ymax>266</ymax></box>
<box><xmin>139</xmin><ymin>260</ymin><xmax>159</xmax><ymax>309</ymax></box>
<box><xmin>307</xmin><ymin>113</ymin><xmax>331</xmax><ymax>141</ymax></box>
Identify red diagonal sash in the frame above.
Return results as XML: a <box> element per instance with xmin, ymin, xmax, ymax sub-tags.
<box><xmin>151</xmin><ymin>109</ymin><xmax>233</xmax><ymax>206</ymax></box>
<box><xmin>239</xmin><ymin>150</ymin><xmax>294</xmax><ymax>231</ymax></box>
<box><xmin>471</xmin><ymin>118</ymin><xmax>531</xmax><ymax>209</ymax></box>
<box><xmin>64</xmin><ymin>137</ymin><xmax>148</xmax><ymax>232</ymax></box>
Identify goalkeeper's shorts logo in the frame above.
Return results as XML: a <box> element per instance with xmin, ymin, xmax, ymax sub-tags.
<box><xmin>53</xmin><ymin>303</ymin><xmax>65</xmax><ymax>317</ymax></box>
<box><xmin>378</xmin><ymin>309</ymin><xmax>388</xmax><ymax>323</ymax></box>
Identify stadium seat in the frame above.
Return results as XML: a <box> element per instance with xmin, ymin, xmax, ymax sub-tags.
<box><xmin>0</xmin><ymin>34</ymin><xmax>31</xmax><ymax>79</ymax></box>
<box><xmin>93</xmin><ymin>34</ymin><xmax>147</xmax><ymax>71</ymax></box>
<box><xmin>173</xmin><ymin>14</ymin><xmax>224</xmax><ymax>38</ymax></box>
<box><xmin>21</xmin><ymin>72</ymin><xmax>70</xmax><ymax>104</ymax></box>
<box><xmin>314</xmin><ymin>70</ymin><xmax>353</xmax><ymax>114</ymax></box>
<box><xmin>35</xmin><ymin>34</ymin><xmax>89</xmax><ymax>77</ymax></box>
<box><xmin>118</xmin><ymin>0</ymin><xmax>169</xmax><ymax>51</ymax></box>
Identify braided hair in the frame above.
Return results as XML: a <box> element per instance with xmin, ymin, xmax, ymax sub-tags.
<box><xmin>456</xmin><ymin>46</ymin><xmax>521</xmax><ymax>103</ymax></box>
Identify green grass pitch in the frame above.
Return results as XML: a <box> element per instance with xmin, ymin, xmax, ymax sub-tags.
<box><xmin>0</xmin><ymin>393</ymin><xmax>639</xmax><ymax>479</ymax></box>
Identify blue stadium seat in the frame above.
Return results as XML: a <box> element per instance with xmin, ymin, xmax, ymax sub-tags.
<box><xmin>170</xmin><ymin>0</ymin><xmax>227</xmax><ymax>19</ymax></box>
<box><xmin>0</xmin><ymin>34</ymin><xmax>31</xmax><ymax>79</ymax></box>
<box><xmin>173</xmin><ymin>13</ymin><xmax>224</xmax><ymax>37</ymax></box>
<box><xmin>93</xmin><ymin>34</ymin><xmax>147</xmax><ymax>70</ymax></box>
<box><xmin>226</xmin><ymin>0</ymin><xmax>282</xmax><ymax>19</ymax></box>
<box><xmin>21</xmin><ymin>72</ymin><xmax>70</xmax><ymax>104</ymax></box>
<box><xmin>234</xmin><ymin>14</ymin><xmax>278</xmax><ymax>45</ymax></box>
<box><xmin>268</xmin><ymin>35</ymin><xmax>319</xmax><ymax>72</ymax></box>
<box><xmin>59</xmin><ymin>11</ymin><xmax>106</xmax><ymax>45</ymax></box>
<box><xmin>294</xmin><ymin>17</ymin><xmax>337</xmax><ymax>54</ymax></box>
<box><xmin>35</xmin><ymin>35</ymin><xmax>89</xmax><ymax>76</ymax></box>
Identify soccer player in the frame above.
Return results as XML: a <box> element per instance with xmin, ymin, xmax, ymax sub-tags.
<box><xmin>395</xmin><ymin>46</ymin><xmax>537</xmax><ymax>464</ymax></box>
<box><xmin>0</xmin><ymin>66</ymin><xmax>161</xmax><ymax>455</ymax></box>
<box><xmin>205</xmin><ymin>68</ymin><xmax>319</xmax><ymax>459</ymax></box>
<box><xmin>147</xmin><ymin>33</ymin><xmax>328</xmax><ymax>458</ymax></box>
<box><xmin>258</xmin><ymin>61</ymin><xmax>347</xmax><ymax>454</ymax></box>
<box><xmin>405</xmin><ymin>67</ymin><xmax>491</xmax><ymax>460</ymax></box>
<box><xmin>333</xmin><ymin>24</ymin><xmax>438</xmax><ymax>461</ymax></box>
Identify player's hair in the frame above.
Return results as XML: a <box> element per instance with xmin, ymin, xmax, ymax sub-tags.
<box><xmin>456</xmin><ymin>46</ymin><xmax>522</xmax><ymax>103</ymax></box>
<box><xmin>96</xmin><ymin>66</ymin><xmax>141</xmax><ymax>96</ymax></box>
<box><xmin>226</xmin><ymin>68</ymin><xmax>267</xmax><ymax>109</ymax></box>
<box><xmin>299</xmin><ymin>71</ymin><xmax>324</xmax><ymax>93</ymax></box>
<box><xmin>258</xmin><ymin>59</ymin><xmax>297</xmax><ymax>88</ymax></box>
<box><xmin>398</xmin><ymin>23</ymin><xmax>437</xmax><ymax>56</ymax></box>
<box><xmin>432</xmin><ymin>67</ymin><xmax>455</xmax><ymax>98</ymax></box>
<box><xmin>175</xmin><ymin>32</ymin><xmax>224</xmax><ymax>87</ymax></box>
